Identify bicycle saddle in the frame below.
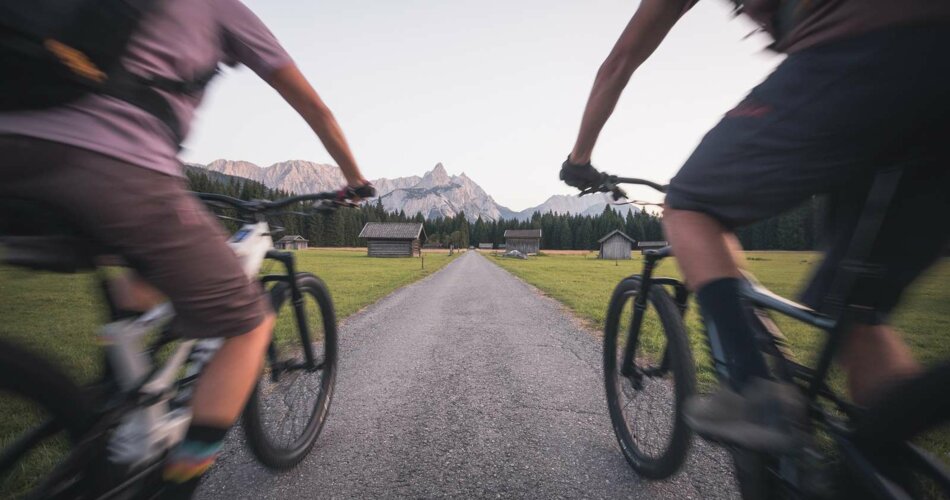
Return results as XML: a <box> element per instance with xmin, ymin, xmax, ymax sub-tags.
<box><xmin>0</xmin><ymin>199</ymin><xmax>99</xmax><ymax>273</ymax></box>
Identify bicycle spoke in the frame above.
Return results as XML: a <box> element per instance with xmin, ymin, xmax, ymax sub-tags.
<box><xmin>256</xmin><ymin>340</ymin><xmax>326</xmax><ymax>449</ymax></box>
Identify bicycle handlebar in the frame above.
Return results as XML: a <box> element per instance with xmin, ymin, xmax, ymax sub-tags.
<box><xmin>194</xmin><ymin>191</ymin><xmax>355</xmax><ymax>214</ymax></box>
<box><xmin>577</xmin><ymin>174</ymin><xmax>668</xmax><ymax>201</ymax></box>
<box><xmin>611</xmin><ymin>176</ymin><xmax>668</xmax><ymax>194</ymax></box>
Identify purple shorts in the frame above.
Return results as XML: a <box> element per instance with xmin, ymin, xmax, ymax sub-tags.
<box><xmin>0</xmin><ymin>136</ymin><xmax>271</xmax><ymax>338</ymax></box>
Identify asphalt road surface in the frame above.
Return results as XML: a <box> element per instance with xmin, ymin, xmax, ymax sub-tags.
<box><xmin>199</xmin><ymin>251</ymin><xmax>738</xmax><ymax>499</ymax></box>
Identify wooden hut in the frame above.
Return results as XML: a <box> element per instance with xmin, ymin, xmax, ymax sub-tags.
<box><xmin>274</xmin><ymin>235</ymin><xmax>308</xmax><ymax>250</ymax></box>
<box><xmin>504</xmin><ymin>229</ymin><xmax>541</xmax><ymax>255</ymax></box>
<box><xmin>598</xmin><ymin>230</ymin><xmax>635</xmax><ymax>260</ymax></box>
<box><xmin>359</xmin><ymin>222</ymin><xmax>426</xmax><ymax>257</ymax></box>
<box><xmin>637</xmin><ymin>241</ymin><xmax>670</xmax><ymax>254</ymax></box>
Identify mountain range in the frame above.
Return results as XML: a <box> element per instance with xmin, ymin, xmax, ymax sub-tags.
<box><xmin>192</xmin><ymin>160</ymin><xmax>636</xmax><ymax>222</ymax></box>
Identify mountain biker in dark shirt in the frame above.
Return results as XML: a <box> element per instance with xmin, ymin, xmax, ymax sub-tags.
<box><xmin>561</xmin><ymin>0</ymin><xmax>950</xmax><ymax>451</ymax></box>
<box><xmin>0</xmin><ymin>1</ymin><xmax>374</xmax><ymax>497</ymax></box>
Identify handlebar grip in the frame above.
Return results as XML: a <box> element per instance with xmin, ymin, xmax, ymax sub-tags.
<box><xmin>351</xmin><ymin>184</ymin><xmax>377</xmax><ymax>198</ymax></box>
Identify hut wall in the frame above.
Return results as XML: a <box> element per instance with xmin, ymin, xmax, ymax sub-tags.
<box><xmin>600</xmin><ymin>235</ymin><xmax>632</xmax><ymax>259</ymax></box>
<box><xmin>506</xmin><ymin>238</ymin><xmax>540</xmax><ymax>255</ymax></box>
<box><xmin>367</xmin><ymin>239</ymin><xmax>415</xmax><ymax>257</ymax></box>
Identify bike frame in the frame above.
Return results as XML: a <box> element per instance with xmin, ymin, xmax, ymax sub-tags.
<box><xmin>617</xmin><ymin>168</ymin><xmax>950</xmax><ymax>498</ymax></box>
<box><xmin>100</xmin><ymin>219</ymin><xmax>275</xmax><ymax>467</ymax></box>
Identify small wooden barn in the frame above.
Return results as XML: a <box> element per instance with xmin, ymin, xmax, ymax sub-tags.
<box><xmin>638</xmin><ymin>241</ymin><xmax>670</xmax><ymax>254</ymax></box>
<box><xmin>274</xmin><ymin>235</ymin><xmax>308</xmax><ymax>250</ymax></box>
<box><xmin>598</xmin><ymin>230</ymin><xmax>635</xmax><ymax>260</ymax></box>
<box><xmin>504</xmin><ymin>229</ymin><xmax>542</xmax><ymax>255</ymax></box>
<box><xmin>359</xmin><ymin>222</ymin><xmax>426</xmax><ymax>257</ymax></box>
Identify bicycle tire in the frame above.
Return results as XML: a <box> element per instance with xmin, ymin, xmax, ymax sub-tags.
<box><xmin>0</xmin><ymin>339</ymin><xmax>95</xmax><ymax>499</ymax></box>
<box><xmin>604</xmin><ymin>276</ymin><xmax>696</xmax><ymax>479</ymax></box>
<box><xmin>242</xmin><ymin>273</ymin><xmax>338</xmax><ymax>470</ymax></box>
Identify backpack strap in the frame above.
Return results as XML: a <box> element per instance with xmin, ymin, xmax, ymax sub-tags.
<box><xmin>101</xmin><ymin>65</ymin><xmax>219</xmax><ymax>148</ymax></box>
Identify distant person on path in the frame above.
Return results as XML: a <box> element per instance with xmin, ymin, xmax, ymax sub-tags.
<box><xmin>561</xmin><ymin>0</ymin><xmax>949</xmax><ymax>451</ymax></box>
<box><xmin>0</xmin><ymin>0</ymin><xmax>374</xmax><ymax>497</ymax></box>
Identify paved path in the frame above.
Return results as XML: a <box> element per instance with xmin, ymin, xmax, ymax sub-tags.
<box><xmin>200</xmin><ymin>251</ymin><xmax>737</xmax><ymax>499</ymax></box>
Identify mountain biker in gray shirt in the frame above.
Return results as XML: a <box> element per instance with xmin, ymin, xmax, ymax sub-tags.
<box><xmin>0</xmin><ymin>0</ymin><xmax>373</xmax><ymax>496</ymax></box>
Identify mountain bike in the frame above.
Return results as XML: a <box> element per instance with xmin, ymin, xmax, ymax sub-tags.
<box><xmin>587</xmin><ymin>169</ymin><xmax>950</xmax><ymax>499</ymax></box>
<box><xmin>0</xmin><ymin>190</ymin><xmax>353</xmax><ymax>499</ymax></box>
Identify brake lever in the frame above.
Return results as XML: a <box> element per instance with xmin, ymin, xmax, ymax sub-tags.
<box><xmin>598</xmin><ymin>175</ymin><xmax>627</xmax><ymax>201</ymax></box>
<box><xmin>610</xmin><ymin>186</ymin><xmax>628</xmax><ymax>201</ymax></box>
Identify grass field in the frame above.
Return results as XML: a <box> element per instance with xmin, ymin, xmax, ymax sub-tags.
<box><xmin>0</xmin><ymin>248</ymin><xmax>457</xmax><ymax>498</ymax></box>
<box><xmin>493</xmin><ymin>251</ymin><xmax>950</xmax><ymax>377</ymax></box>
<box><xmin>492</xmin><ymin>251</ymin><xmax>950</xmax><ymax>461</ymax></box>
<box><xmin>0</xmin><ymin>248</ymin><xmax>457</xmax><ymax>382</ymax></box>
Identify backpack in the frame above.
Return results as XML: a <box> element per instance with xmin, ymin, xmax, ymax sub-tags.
<box><xmin>0</xmin><ymin>0</ymin><xmax>217</xmax><ymax>147</ymax></box>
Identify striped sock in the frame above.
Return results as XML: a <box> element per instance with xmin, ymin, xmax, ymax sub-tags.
<box><xmin>161</xmin><ymin>425</ymin><xmax>227</xmax><ymax>499</ymax></box>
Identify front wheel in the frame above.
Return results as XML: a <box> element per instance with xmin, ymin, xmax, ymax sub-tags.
<box><xmin>0</xmin><ymin>339</ymin><xmax>98</xmax><ymax>499</ymax></box>
<box><xmin>243</xmin><ymin>273</ymin><xmax>338</xmax><ymax>470</ymax></box>
<box><xmin>604</xmin><ymin>276</ymin><xmax>696</xmax><ymax>479</ymax></box>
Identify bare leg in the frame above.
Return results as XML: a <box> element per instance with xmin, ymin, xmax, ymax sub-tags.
<box><xmin>189</xmin><ymin>313</ymin><xmax>274</xmax><ymax>426</ymax></box>
<box><xmin>840</xmin><ymin>324</ymin><xmax>921</xmax><ymax>406</ymax></box>
<box><xmin>665</xmin><ymin>208</ymin><xmax>921</xmax><ymax>406</ymax></box>
<box><xmin>107</xmin><ymin>273</ymin><xmax>274</xmax><ymax>425</ymax></box>
<box><xmin>663</xmin><ymin>208</ymin><xmax>742</xmax><ymax>290</ymax></box>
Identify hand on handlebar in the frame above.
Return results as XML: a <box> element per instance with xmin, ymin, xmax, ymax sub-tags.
<box><xmin>559</xmin><ymin>157</ymin><xmax>604</xmax><ymax>189</ymax></box>
<box><xmin>339</xmin><ymin>182</ymin><xmax>377</xmax><ymax>202</ymax></box>
<box><xmin>560</xmin><ymin>157</ymin><xmax>627</xmax><ymax>201</ymax></box>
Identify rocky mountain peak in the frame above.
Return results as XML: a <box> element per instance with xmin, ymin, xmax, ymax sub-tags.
<box><xmin>195</xmin><ymin>160</ymin><xmax>635</xmax><ymax>222</ymax></box>
<box><xmin>418</xmin><ymin>163</ymin><xmax>453</xmax><ymax>188</ymax></box>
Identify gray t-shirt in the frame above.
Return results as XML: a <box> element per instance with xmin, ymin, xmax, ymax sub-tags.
<box><xmin>0</xmin><ymin>0</ymin><xmax>292</xmax><ymax>176</ymax></box>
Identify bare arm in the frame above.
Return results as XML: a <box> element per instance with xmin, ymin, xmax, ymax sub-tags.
<box><xmin>569</xmin><ymin>0</ymin><xmax>691</xmax><ymax>164</ymax></box>
<box><xmin>268</xmin><ymin>64</ymin><xmax>369</xmax><ymax>187</ymax></box>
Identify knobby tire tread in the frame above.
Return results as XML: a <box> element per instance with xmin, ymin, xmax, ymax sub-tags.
<box><xmin>603</xmin><ymin>276</ymin><xmax>696</xmax><ymax>479</ymax></box>
<box><xmin>242</xmin><ymin>273</ymin><xmax>337</xmax><ymax>470</ymax></box>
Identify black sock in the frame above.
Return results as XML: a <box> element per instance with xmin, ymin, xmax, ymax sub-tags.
<box><xmin>696</xmin><ymin>277</ymin><xmax>768</xmax><ymax>389</ymax></box>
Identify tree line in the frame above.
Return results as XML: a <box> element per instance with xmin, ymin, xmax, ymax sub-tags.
<box><xmin>186</xmin><ymin>169</ymin><xmax>823</xmax><ymax>251</ymax></box>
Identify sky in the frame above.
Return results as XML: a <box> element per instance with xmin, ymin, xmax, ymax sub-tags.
<box><xmin>182</xmin><ymin>0</ymin><xmax>783</xmax><ymax>211</ymax></box>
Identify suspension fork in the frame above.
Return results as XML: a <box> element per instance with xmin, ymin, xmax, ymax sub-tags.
<box><xmin>620</xmin><ymin>255</ymin><xmax>659</xmax><ymax>378</ymax></box>
<box><xmin>264</xmin><ymin>250</ymin><xmax>317</xmax><ymax>372</ymax></box>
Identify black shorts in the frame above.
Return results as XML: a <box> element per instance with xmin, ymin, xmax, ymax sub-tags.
<box><xmin>664</xmin><ymin>24</ymin><xmax>950</xmax><ymax>319</ymax></box>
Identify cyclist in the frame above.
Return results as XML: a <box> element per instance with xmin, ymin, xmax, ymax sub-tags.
<box><xmin>561</xmin><ymin>0</ymin><xmax>949</xmax><ymax>452</ymax></box>
<box><xmin>0</xmin><ymin>0</ymin><xmax>374</xmax><ymax>497</ymax></box>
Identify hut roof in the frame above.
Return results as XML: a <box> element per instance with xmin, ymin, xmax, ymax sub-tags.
<box><xmin>597</xmin><ymin>229</ymin><xmax>635</xmax><ymax>244</ymax></box>
<box><xmin>276</xmin><ymin>235</ymin><xmax>307</xmax><ymax>243</ymax></box>
<box><xmin>359</xmin><ymin>222</ymin><xmax>425</xmax><ymax>240</ymax></box>
<box><xmin>503</xmin><ymin>229</ymin><xmax>542</xmax><ymax>239</ymax></box>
